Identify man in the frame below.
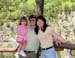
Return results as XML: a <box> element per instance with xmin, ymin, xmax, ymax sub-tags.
<box><xmin>19</xmin><ymin>15</ymin><xmax>40</xmax><ymax>58</ymax></box>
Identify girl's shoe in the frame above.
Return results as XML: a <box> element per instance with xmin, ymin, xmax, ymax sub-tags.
<box><xmin>19</xmin><ymin>50</ymin><xmax>26</xmax><ymax>57</ymax></box>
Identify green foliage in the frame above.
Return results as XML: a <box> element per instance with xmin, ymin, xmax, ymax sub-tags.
<box><xmin>44</xmin><ymin>0</ymin><xmax>75</xmax><ymax>20</ymax></box>
<box><xmin>0</xmin><ymin>0</ymin><xmax>75</xmax><ymax>22</ymax></box>
<box><xmin>0</xmin><ymin>0</ymin><xmax>35</xmax><ymax>21</ymax></box>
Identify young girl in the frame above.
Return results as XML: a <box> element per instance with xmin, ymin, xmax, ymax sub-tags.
<box><xmin>15</xmin><ymin>16</ymin><xmax>28</xmax><ymax>58</ymax></box>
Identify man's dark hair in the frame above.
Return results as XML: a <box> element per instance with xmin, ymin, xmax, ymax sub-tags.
<box><xmin>29</xmin><ymin>15</ymin><xmax>36</xmax><ymax>21</ymax></box>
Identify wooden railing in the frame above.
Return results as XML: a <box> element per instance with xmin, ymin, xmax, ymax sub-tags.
<box><xmin>55</xmin><ymin>41</ymin><xmax>75</xmax><ymax>50</ymax></box>
<box><xmin>0</xmin><ymin>41</ymin><xmax>75</xmax><ymax>51</ymax></box>
<box><xmin>0</xmin><ymin>48</ymin><xmax>17</xmax><ymax>52</ymax></box>
<box><xmin>0</xmin><ymin>41</ymin><xmax>75</xmax><ymax>58</ymax></box>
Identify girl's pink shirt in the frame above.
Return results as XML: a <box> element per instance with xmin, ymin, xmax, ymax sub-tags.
<box><xmin>18</xmin><ymin>25</ymin><xmax>27</xmax><ymax>35</ymax></box>
<box><xmin>16</xmin><ymin>25</ymin><xmax>27</xmax><ymax>42</ymax></box>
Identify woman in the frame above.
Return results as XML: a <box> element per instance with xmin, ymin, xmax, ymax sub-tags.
<box><xmin>34</xmin><ymin>16</ymin><xmax>65</xmax><ymax>58</ymax></box>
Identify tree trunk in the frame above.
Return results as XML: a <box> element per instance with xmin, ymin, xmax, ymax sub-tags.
<box><xmin>35</xmin><ymin>0</ymin><xmax>44</xmax><ymax>16</ymax></box>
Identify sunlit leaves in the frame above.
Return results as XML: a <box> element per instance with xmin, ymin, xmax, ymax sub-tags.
<box><xmin>0</xmin><ymin>0</ymin><xmax>35</xmax><ymax>21</ymax></box>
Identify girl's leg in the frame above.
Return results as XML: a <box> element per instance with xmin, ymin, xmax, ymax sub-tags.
<box><xmin>22</xmin><ymin>40</ymin><xmax>27</xmax><ymax>50</ymax></box>
<box><xmin>15</xmin><ymin>43</ymin><xmax>23</xmax><ymax>58</ymax></box>
<box><xmin>17</xmin><ymin>44</ymin><xmax>23</xmax><ymax>52</ymax></box>
<box><xmin>19</xmin><ymin>40</ymin><xmax>27</xmax><ymax>57</ymax></box>
<box><xmin>17</xmin><ymin>38</ymin><xmax>27</xmax><ymax>52</ymax></box>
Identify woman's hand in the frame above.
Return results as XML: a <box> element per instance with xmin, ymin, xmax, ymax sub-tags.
<box><xmin>54</xmin><ymin>39</ymin><xmax>63</xmax><ymax>47</ymax></box>
<box><xmin>50</xmin><ymin>28</ymin><xmax>65</xmax><ymax>46</ymax></box>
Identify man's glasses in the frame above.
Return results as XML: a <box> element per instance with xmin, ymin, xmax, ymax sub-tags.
<box><xmin>30</xmin><ymin>19</ymin><xmax>36</xmax><ymax>21</ymax></box>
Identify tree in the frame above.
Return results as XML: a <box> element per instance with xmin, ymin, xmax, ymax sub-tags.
<box><xmin>35</xmin><ymin>0</ymin><xmax>44</xmax><ymax>16</ymax></box>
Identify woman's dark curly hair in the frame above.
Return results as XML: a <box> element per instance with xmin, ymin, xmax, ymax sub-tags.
<box><xmin>34</xmin><ymin>16</ymin><xmax>48</xmax><ymax>34</ymax></box>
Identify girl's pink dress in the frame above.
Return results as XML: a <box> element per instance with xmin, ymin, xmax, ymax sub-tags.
<box><xmin>16</xmin><ymin>25</ymin><xmax>27</xmax><ymax>43</ymax></box>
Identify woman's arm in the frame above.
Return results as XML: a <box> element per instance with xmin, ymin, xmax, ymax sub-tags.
<box><xmin>50</xmin><ymin>29</ymin><xmax>65</xmax><ymax>46</ymax></box>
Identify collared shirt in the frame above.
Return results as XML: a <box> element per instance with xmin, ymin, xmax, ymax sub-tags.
<box><xmin>38</xmin><ymin>27</ymin><xmax>54</xmax><ymax>48</ymax></box>
<box><xmin>25</xmin><ymin>26</ymin><xmax>39</xmax><ymax>53</ymax></box>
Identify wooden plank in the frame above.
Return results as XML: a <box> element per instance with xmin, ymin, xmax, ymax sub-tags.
<box><xmin>0</xmin><ymin>48</ymin><xmax>17</xmax><ymax>52</ymax></box>
<box><xmin>0</xmin><ymin>42</ymin><xmax>18</xmax><ymax>52</ymax></box>
<box><xmin>55</xmin><ymin>41</ymin><xmax>75</xmax><ymax>50</ymax></box>
<box><xmin>0</xmin><ymin>41</ymin><xmax>75</xmax><ymax>52</ymax></box>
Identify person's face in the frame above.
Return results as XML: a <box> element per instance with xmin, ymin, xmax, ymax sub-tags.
<box><xmin>21</xmin><ymin>19</ymin><xmax>27</xmax><ymax>25</ymax></box>
<box><xmin>30</xmin><ymin>18</ymin><xmax>36</xmax><ymax>26</ymax></box>
<box><xmin>37</xmin><ymin>19</ymin><xmax>44</xmax><ymax>28</ymax></box>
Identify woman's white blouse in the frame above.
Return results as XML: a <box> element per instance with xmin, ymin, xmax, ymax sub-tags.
<box><xmin>38</xmin><ymin>27</ymin><xmax>54</xmax><ymax>48</ymax></box>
